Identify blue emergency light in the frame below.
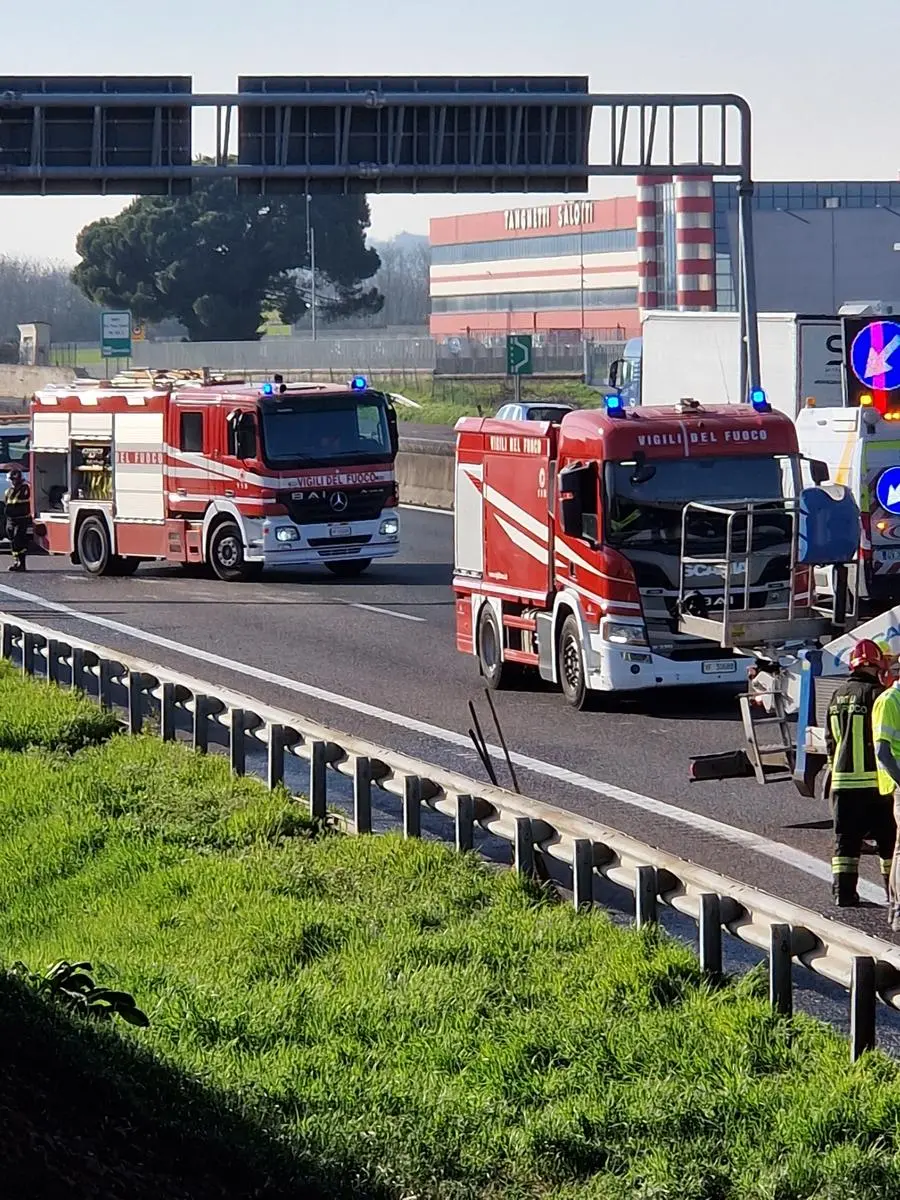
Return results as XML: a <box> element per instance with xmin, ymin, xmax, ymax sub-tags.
<box><xmin>350</xmin><ymin>375</ymin><xmax>367</xmax><ymax>391</ymax></box>
<box><xmin>750</xmin><ymin>387</ymin><xmax>770</xmax><ymax>413</ymax></box>
<box><xmin>605</xmin><ymin>392</ymin><xmax>625</xmax><ymax>417</ymax></box>
<box><xmin>261</xmin><ymin>382</ymin><xmax>274</xmax><ymax>395</ymax></box>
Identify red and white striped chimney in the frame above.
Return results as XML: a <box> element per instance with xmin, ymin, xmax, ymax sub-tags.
<box><xmin>674</xmin><ymin>175</ymin><xmax>715</xmax><ymax>311</ymax></box>
<box><xmin>636</xmin><ymin>175</ymin><xmax>662</xmax><ymax>310</ymax></box>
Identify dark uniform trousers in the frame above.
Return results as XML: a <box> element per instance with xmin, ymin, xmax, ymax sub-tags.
<box><xmin>4</xmin><ymin>482</ymin><xmax>30</xmax><ymax>569</ymax></box>
<box><xmin>826</xmin><ymin>672</ymin><xmax>896</xmax><ymax>904</ymax></box>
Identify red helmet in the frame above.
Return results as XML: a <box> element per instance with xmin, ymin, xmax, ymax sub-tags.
<box><xmin>849</xmin><ymin>639</ymin><xmax>884</xmax><ymax>672</ymax></box>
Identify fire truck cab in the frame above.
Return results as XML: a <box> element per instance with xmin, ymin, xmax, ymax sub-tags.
<box><xmin>31</xmin><ymin>373</ymin><xmax>400</xmax><ymax>581</ymax></box>
<box><xmin>454</xmin><ymin>398</ymin><xmax>809</xmax><ymax>707</ymax></box>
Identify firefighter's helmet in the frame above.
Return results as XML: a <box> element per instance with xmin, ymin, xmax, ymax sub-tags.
<box><xmin>849</xmin><ymin>639</ymin><xmax>885</xmax><ymax>673</ymax></box>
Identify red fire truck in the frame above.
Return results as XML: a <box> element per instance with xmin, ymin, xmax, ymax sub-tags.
<box><xmin>30</xmin><ymin>374</ymin><xmax>400</xmax><ymax>581</ymax></box>
<box><xmin>454</xmin><ymin>396</ymin><xmax>812</xmax><ymax>708</ymax></box>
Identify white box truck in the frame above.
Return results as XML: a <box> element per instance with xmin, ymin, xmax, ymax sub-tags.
<box><xmin>635</xmin><ymin>310</ymin><xmax>844</xmax><ymax>417</ymax></box>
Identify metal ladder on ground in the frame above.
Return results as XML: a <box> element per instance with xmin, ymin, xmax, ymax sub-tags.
<box><xmin>739</xmin><ymin>689</ymin><xmax>796</xmax><ymax>785</ymax></box>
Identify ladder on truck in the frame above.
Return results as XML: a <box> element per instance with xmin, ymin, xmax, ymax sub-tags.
<box><xmin>679</xmin><ymin>498</ymin><xmax>844</xmax><ymax>788</ymax></box>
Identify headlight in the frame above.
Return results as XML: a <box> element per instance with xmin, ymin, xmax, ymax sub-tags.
<box><xmin>379</xmin><ymin>517</ymin><xmax>399</xmax><ymax>536</ymax></box>
<box><xmin>275</xmin><ymin>527</ymin><xmax>300</xmax><ymax>542</ymax></box>
<box><xmin>602</xmin><ymin>620</ymin><xmax>648</xmax><ymax>646</ymax></box>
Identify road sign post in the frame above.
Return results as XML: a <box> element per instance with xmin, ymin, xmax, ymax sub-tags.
<box><xmin>101</xmin><ymin>311</ymin><xmax>133</xmax><ymax>364</ymax></box>
<box><xmin>506</xmin><ymin>334</ymin><xmax>533</xmax><ymax>404</ymax></box>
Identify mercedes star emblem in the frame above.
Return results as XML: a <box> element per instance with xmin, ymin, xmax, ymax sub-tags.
<box><xmin>329</xmin><ymin>491</ymin><xmax>349</xmax><ymax>513</ymax></box>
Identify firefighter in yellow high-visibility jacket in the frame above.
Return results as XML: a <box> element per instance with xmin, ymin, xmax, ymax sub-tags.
<box><xmin>3</xmin><ymin>467</ymin><xmax>30</xmax><ymax>573</ymax></box>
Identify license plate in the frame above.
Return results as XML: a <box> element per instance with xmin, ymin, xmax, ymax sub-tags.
<box><xmin>702</xmin><ymin>660</ymin><xmax>737</xmax><ymax>675</ymax></box>
<box><xmin>877</xmin><ymin>548</ymin><xmax>900</xmax><ymax>562</ymax></box>
<box><xmin>329</xmin><ymin>522</ymin><xmax>352</xmax><ymax>538</ymax></box>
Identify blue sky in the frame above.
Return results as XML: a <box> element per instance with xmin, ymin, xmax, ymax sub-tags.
<box><xmin>3</xmin><ymin>0</ymin><xmax>898</xmax><ymax>261</ymax></box>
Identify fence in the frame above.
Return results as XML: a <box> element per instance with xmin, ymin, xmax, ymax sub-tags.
<box><xmin>3</xmin><ymin>611</ymin><xmax>900</xmax><ymax>1061</ymax></box>
<box><xmin>434</xmin><ymin>334</ymin><xmax>625</xmax><ymax>377</ymax></box>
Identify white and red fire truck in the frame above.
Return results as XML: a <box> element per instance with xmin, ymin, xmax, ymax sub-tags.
<box><xmin>30</xmin><ymin>374</ymin><xmax>400</xmax><ymax>581</ymax></box>
<box><xmin>454</xmin><ymin>396</ymin><xmax>814</xmax><ymax>707</ymax></box>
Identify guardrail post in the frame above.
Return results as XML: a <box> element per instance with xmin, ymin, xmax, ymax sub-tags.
<box><xmin>573</xmin><ymin>838</ymin><xmax>594</xmax><ymax>910</ymax></box>
<box><xmin>161</xmin><ymin>682</ymin><xmax>177</xmax><ymax>741</ymax></box>
<box><xmin>72</xmin><ymin>646</ymin><xmax>86</xmax><ymax>694</ymax></box>
<box><xmin>769</xmin><ymin>923</ymin><xmax>793</xmax><ymax>1017</ymax></box>
<box><xmin>1</xmin><ymin>622</ymin><xmax>13</xmax><ymax>662</ymax></box>
<box><xmin>21</xmin><ymin>631</ymin><xmax>34</xmax><ymax>677</ymax></box>
<box><xmin>635</xmin><ymin>865</ymin><xmax>658</xmax><ymax>928</ymax></box>
<box><xmin>309</xmin><ymin>741</ymin><xmax>327</xmax><ymax>819</ymax></box>
<box><xmin>267</xmin><ymin>724</ymin><xmax>285</xmax><ymax>789</ymax></box>
<box><xmin>230</xmin><ymin>709</ymin><xmax>246</xmax><ymax>776</ymax></box>
<box><xmin>127</xmin><ymin>673</ymin><xmax>144</xmax><ymax>734</ymax></box>
<box><xmin>193</xmin><ymin>695</ymin><xmax>210</xmax><ymax>753</ymax></box>
<box><xmin>98</xmin><ymin>659</ymin><xmax>115</xmax><ymax>710</ymax></box>
<box><xmin>353</xmin><ymin>756</ymin><xmax>372</xmax><ymax>834</ymax></box>
<box><xmin>514</xmin><ymin>817</ymin><xmax>535</xmax><ymax>879</ymax></box>
<box><xmin>455</xmin><ymin>794</ymin><xmax>475</xmax><ymax>853</ymax></box>
<box><xmin>403</xmin><ymin>776</ymin><xmax>421</xmax><ymax>839</ymax></box>
<box><xmin>850</xmin><ymin>956</ymin><xmax>877</xmax><ymax>1061</ymax></box>
<box><xmin>698</xmin><ymin>893</ymin><xmax>722</xmax><ymax>977</ymax></box>
<box><xmin>47</xmin><ymin>639</ymin><xmax>63</xmax><ymax>685</ymax></box>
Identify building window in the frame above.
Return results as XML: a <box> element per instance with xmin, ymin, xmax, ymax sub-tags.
<box><xmin>430</xmin><ymin>287</ymin><xmax>638</xmax><ymax>314</ymax></box>
<box><xmin>430</xmin><ymin>228</ymin><xmax>636</xmax><ymax>266</ymax></box>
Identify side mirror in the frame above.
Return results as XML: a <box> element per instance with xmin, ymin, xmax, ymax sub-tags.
<box><xmin>809</xmin><ymin>458</ymin><xmax>829</xmax><ymax>486</ymax></box>
<box><xmin>608</xmin><ymin>358</ymin><xmax>623</xmax><ymax>388</ymax></box>
<box><xmin>387</xmin><ymin>402</ymin><xmax>399</xmax><ymax>456</ymax></box>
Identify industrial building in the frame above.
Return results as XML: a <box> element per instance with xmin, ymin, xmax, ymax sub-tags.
<box><xmin>428</xmin><ymin>179</ymin><xmax>900</xmax><ymax>341</ymax></box>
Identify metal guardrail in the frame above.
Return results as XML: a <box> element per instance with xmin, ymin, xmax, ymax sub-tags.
<box><xmin>3</xmin><ymin>612</ymin><xmax>900</xmax><ymax>1061</ymax></box>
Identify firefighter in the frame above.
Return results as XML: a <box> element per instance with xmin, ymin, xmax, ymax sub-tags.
<box><xmin>826</xmin><ymin>638</ymin><xmax>895</xmax><ymax>907</ymax></box>
<box><xmin>873</xmin><ymin>658</ymin><xmax>900</xmax><ymax>930</ymax></box>
<box><xmin>4</xmin><ymin>467</ymin><xmax>30</xmax><ymax>573</ymax></box>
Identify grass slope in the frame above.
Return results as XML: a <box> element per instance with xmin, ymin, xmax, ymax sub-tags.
<box><xmin>1</xmin><ymin>666</ymin><xmax>900</xmax><ymax>1198</ymax></box>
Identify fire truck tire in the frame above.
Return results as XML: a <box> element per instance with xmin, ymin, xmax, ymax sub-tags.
<box><xmin>325</xmin><ymin>559</ymin><xmax>372</xmax><ymax>578</ymax></box>
<box><xmin>208</xmin><ymin>521</ymin><xmax>257</xmax><ymax>582</ymax></box>
<box><xmin>76</xmin><ymin>516</ymin><xmax>113</xmax><ymax>577</ymax></box>
<box><xmin>558</xmin><ymin>614</ymin><xmax>590</xmax><ymax>710</ymax></box>
<box><xmin>477</xmin><ymin>605</ymin><xmax>515</xmax><ymax>690</ymax></box>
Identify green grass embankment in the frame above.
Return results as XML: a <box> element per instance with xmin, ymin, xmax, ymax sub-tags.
<box><xmin>390</xmin><ymin>377</ymin><xmax>603</xmax><ymax>424</ymax></box>
<box><xmin>3</xmin><ymin>662</ymin><xmax>900</xmax><ymax>1198</ymax></box>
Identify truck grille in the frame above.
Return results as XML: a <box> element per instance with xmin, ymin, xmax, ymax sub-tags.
<box><xmin>307</xmin><ymin>535</ymin><xmax>372</xmax><ymax>548</ymax></box>
<box><xmin>283</xmin><ymin>485</ymin><xmax>390</xmax><ymax>525</ymax></box>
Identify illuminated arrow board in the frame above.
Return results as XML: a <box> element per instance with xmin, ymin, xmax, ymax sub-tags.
<box><xmin>506</xmin><ymin>334</ymin><xmax>534</xmax><ymax>377</ymax></box>
<box><xmin>850</xmin><ymin>319</ymin><xmax>900</xmax><ymax>392</ymax></box>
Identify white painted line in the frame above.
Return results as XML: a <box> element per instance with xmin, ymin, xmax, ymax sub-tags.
<box><xmin>344</xmin><ymin>601</ymin><xmax>425</xmax><ymax>623</ymax></box>
<box><xmin>0</xmin><ymin>579</ymin><xmax>879</xmax><ymax>904</ymax></box>
<box><xmin>400</xmin><ymin>503</ymin><xmax>453</xmax><ymax>516</ymax></box>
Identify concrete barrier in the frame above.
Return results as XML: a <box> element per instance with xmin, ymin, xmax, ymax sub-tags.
<box><xmin>0</xmin><ymin>365</ymin><xmax>87</xmax><ymax>402</ymax></box>
<box><xmin>396</xmin><ymin>436</ymin><xmax>454</xmax><ymax>510</ymax></box>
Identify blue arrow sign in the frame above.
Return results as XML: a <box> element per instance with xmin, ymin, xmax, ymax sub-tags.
<box><xmin>850</xmin><ymin>320</ymin><xmax>900</xmax><ymax>391</ymax></box>
<box><xmin>876</xmin><ymin>466</ymin><xmax>900</xmax><ymax>515</ymax></box>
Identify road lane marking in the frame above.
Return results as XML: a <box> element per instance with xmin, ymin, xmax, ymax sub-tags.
<box><xmin>0</xmin><ymin>579</ymin><xmax>879</xmax><ymax>904</ymax></box>
<box><xmin>342</xmin><ymin>601</ymin><xmax>425</xmax><ymax>622</ymax></box>
<box><xmin>400</xmin><ymin>504</ymin><xmax>452</xmax><ymax>516</ymax></box>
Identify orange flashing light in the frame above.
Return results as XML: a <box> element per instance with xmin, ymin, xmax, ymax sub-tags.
<box><xmin>860</xmin><ymin>394</ymin><xmax>874</xmax><ymax>406</ymax></box>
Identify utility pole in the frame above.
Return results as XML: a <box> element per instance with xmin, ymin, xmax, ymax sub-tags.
<box><xmin>306</xmin><ymin>193</ymin><xmax>317</xmax><ymax>341</ymax></box>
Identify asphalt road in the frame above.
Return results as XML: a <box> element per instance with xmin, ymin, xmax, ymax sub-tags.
<box><xmin>1</xmin><ymin>506</ymin><xmax>896</xmax><ymax>945</ymax></box>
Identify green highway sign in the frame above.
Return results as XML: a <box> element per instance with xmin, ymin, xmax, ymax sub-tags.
<box><xmin>101</xmin><ymin>310</ymin><xmax>133</xmax><ymax>358</ymax></box>
<box><xmin>506</xmin><ymin>334</ymin><xmax>534</xmax><ymax>376</ymax></box>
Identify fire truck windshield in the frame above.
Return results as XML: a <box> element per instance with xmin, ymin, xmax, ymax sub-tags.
<box><xmin>259</xmin><ymin>395</ymin><xmax>393</xmax><ymax>468</ymax></box>
<box><xmin>604</xmin><ymin>454</ymin><xmax>795</xmax><ymax>550</ymax></box>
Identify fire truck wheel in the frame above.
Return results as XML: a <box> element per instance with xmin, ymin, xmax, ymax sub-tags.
<box><xmin>209</xmin><ymin>521</ymin><xmax>254</xmax><ymax>582</ymax></box>
<box><xmin>76</xmin><ymin>516</ymin><xmax>113</xmax><ymax>577</ymax></box>
<box><xmin>477</xmin><ymin>605</ymin><xmax>514</xmax><ymax>690</ymax></box>
<box><xmin>558</xmin><ymin>614</ymin><xmax>589</xmax><ymax>710</ymax></box>
<box><xmin>325</xmin><ymin>559</ymin><xmax>372</xmax><ymax>578</ymax></box>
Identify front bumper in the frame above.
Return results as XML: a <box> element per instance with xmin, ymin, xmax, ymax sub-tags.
<box><xmin>244</xmin><ymin>512</ymin><xmax>401</xmax><ymax>566</ymax></box>
<box><xmin>589</xmin><ymin>635</ymin><xmax>751</xmax><ymax>692</ymax></box>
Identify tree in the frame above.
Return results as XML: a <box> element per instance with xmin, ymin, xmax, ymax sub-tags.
<box><xmin>72</xmin><ymin>178</ymin><xmax>383</xmax><ymax>341</ymax></box>
<box><xmin>372</xmin><ymin>233</ymin><xmax>430</xmax><ymax>327</ymax></box>
<box><xmin>0</xmin><ymin>256</ymin><xmax>101</xmax><ymax>345</ymax></box>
